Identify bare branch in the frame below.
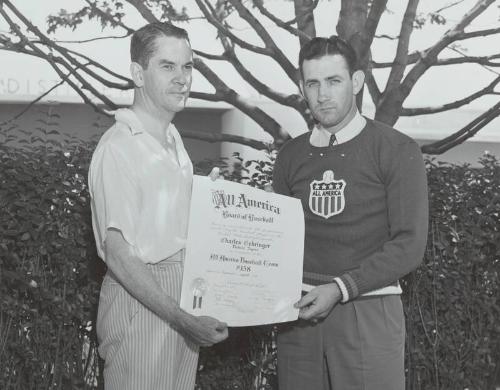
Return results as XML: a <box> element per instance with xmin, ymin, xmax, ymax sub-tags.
<box><xmin>372</xmin><ymin>53</ymin><xmax>500</xmax><ymax>68</ymax></box>
<box><xmin>365</xmin><ymin>70</ymin><xmax>382</xmax><ymax>105</ymax></box>
<box><xmin>227</xmin><ymin>0</ymin><xmax>298</xmax><ymax>85</ymax></box>
<box><xmin>434</xmin><ymin>0</ymin><xmax>467</xmax><ymax>14</ymax></box>
<box><xmin>359</xmin><ymin>0</ymin><xmax>389</xmax><ymax>56</ymax></box>
<box><xmin>1</xmin><ymin>0</ymin><xmax>118</xmax><ymax>110</ymax></box>
<box><xmin>194</xmin><ymin>57</ymin><xmax>283</xmax><ymax>141</ymax></box>
<box><xmin>52</xmin><ymin>33</ymin><xmax>131</xmax><ymax>44</ymax></box>
<box><xmin>194</xmin><ymin>0</ymin><xmax>271</xmax><ymax>56</ymax></box>
<box><xmin>384</xmin><ymin>0</ymin><xmax>419</xmax><ymax>92</ymax></box>
<box><xmin>124</xmin><ymin>0</ymin><xmax>160</xmax><ymax>23</ymax></box>
<box><xmin>251</xmin><ymin>0</ymin><xmax>311</xmax><ymax>41</ymax></box>
<box><xmin>193</xmin><ymin>49</ymin><xmax>226</xmax><ymax>61</ymax></box>
<box><xmin>400</xmin><ymin>0</ymin><xmax>496</xmax><ymax>99</ymax></box>
<box><xmin>421</xmin><ymin>100</ymin><xmax>500</xmax><ymax>154</ymax></box>
<box><xmin>284</xmin><ymin>0</ymin><xmax>320</xmax><ymax>26</ymax></box>
<box><xmin>401</xmin><ymin>75</ymin><xmax>500</xmax><ymax>116</ymax></box>
<box><xmin>213</xmin><ymin>36</ymin><xmax>305</xmax><ymax>113</ymax></box>
<box><xmin>62</xmin><ymin>47</ymin><xmax>133</xmax><ymax>84</ymax></box>
<box><xmin>455</xmin><ymin>26</ymin><xmax>500</xmax><ymax>40</ymax></box>
<box><xmin>180</xmin><ymin>129</ymin><xmax>272</xmax><ymax>150</ymax></box>
<box><xmin>0</xmin><ymin>79</ymin><xmax>65</xmax><ymax>127</ymax></box>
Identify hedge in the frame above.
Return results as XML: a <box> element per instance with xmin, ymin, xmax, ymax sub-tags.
<box><xmin>1</xmin><ymin>122</ymin><xmax>499</xmax><ymax>389</ymax></box>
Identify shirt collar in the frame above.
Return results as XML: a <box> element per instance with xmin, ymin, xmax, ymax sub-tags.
<box><xmin>115</xmin><ymin>108</ymin><xmax>144</xmax><ymax>135</ymax></box>
<box><xmin>114</xmin><ymin>108</ymin><xmax>174</xmax><ymax>140</ymax></box>
<box><xmin>309</xmin><ymin>110</ymin><xmax>366</xmax><ymax>147</ymax></box>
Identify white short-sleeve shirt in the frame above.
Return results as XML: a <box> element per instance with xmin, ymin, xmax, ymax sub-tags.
<box><xmin>89</xmin><ymin>108</ymin><xmax>193</xmax><ymax>264</ymax></box>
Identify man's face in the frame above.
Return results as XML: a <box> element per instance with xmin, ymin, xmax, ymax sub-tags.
<box><xmin>300</xmin><ymin>54</ymin><xmax>361</xmax><ymax>129</ymax></box>
<box><xmin>139</xmin><ymin>35</ymin><xmax>193</xmax><ymax>114</ymax></box>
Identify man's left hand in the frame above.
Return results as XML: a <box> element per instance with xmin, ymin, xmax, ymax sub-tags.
<box><xmin>295</xmin><ymin>283</ymin><xmax>342</xmax><ymax>322</ymax></box>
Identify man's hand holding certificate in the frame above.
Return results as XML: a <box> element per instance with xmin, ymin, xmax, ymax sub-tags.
<box><xmin>180</xmin><ymin>176</ymin><xmax>304</xmax><ymax>326</ymax></box>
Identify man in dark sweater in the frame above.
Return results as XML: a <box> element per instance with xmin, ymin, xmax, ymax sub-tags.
<box><xmin>273</xmin><ymin>36</ymin><xmax>428</xmax><ymax>390</ymax></box>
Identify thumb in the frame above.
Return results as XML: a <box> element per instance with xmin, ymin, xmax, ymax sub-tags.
<box><xmin>209</xmin><ymin>167</ymin><xmax>222</xmax><ymax>181</ymax></box>
<box><xmin>295</xmin><ymin>292</ymin><xmax>316</xmax><ymax>309</ymax></box>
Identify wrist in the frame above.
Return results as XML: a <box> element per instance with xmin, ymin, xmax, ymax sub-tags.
<box><xmin>333</xmin><ymin>277</ymin><xmax>349</xmax><ymax>303</ymax></box>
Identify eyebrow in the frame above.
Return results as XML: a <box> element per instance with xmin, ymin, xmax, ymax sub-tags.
<box><xmin>305</xmin><ymin>74</ymin><xmax>343</xmax><ymax>83</ymax></box>
<box><xmin>158</xmin><ymin>59</ymin><xmax>194</xmax><ymax>66</ymax></box>
<box><xmin>158</xmin><ymin>59</ymin><xmax>176</xmax><ymax>66</ymax></box>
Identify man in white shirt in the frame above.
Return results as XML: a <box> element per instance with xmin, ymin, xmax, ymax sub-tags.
<box><xmin>88</xmin><ymin>23</ymin><xmax>228</xmax><ymax>390</ymax></box>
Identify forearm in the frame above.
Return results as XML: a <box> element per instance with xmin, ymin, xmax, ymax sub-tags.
<box><xmin>105</xmin><ymin>229</ymin><xmax>186</xmax><ymax>326</ymax></box>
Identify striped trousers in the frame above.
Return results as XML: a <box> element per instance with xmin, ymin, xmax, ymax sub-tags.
<box><xmin>96</xmin><ymin>260</ymin><xmax>199</xmax><ymax>390</ymax></box>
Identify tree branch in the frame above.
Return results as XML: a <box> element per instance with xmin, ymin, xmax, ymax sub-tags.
<box><xmin>2</xmin><ymin>0</ymin><xmax>123</xmax><ymax>108</ymax></box>
<box><xmin>251</xmin><ymin>0</ymin><xmax>311</xmax><ymax>41</ymax></box>
<box><xmin>359</xmin><ymin>0</ymin><xmax>388</xmax><ymax>57</ymax></box>
<box><xmin>454</xmin><ymin>26</ymin><xmax>500</xmax><ymax>40</ymax></box>
<box><xmin>193</xmin><ymin>49</ymin><xmax>226</xmax><ymax>61</ymax></box>
<box><xmin>401</xmin><ymin>75</ymin><xmax>500</xmax><ymax>116</ymax></box>
<box><xmin>227</xmin><ymin>0</ymin><xmax>299</xmax><ymax>86</ymax></box>
<box><xmin>124</xmin><ymin>0</ymin><xmax>160</xmax><ymax>23</ymax></box>
<box><xmin>194</xmin><ymin>0</ymin><xmax>271</xmax><ymax>56</ymax></box>
<box><xmin>400</xmin><ymin>0</ymin><xmax>496</xmax><ymax>97</ymax></box>
<box><xmin>0</xmin><ymin>78</ymin><xmax>65</xmax><ymax>127</ymax></box>
<box><xmin>421</xmin><ymin>100</ymin><xmax>500</xmax><ymax>154</ymax></box>
<box><xmin>180</xmin><ymin>129</ymin><xmax>272</xmax><ymax>150</ymax></box>
<box><xmin>285</xmin><ymin>0</ymin><xmax>320</xmax><ymax>26</ymax></box>
<box><xmin>83</xmin><ymin>0</ymin><xmax>134</xmax><ymax>33</ymax></box>
<box><xmin>215</xmin><ymin>36</ymin><xmax>305</xmax><ymax>113</ymax></box>
<box><xmin>365</xmin><ymin>69</ymin><xmax>382</xmax><ymax>105</ymax></box>
<box><xmin>372</xmin><ymin>53</ymin><xmax>500</xmax><ymax>68</ymax></box>
<box><xmin>384</xmin><ymin>0</ymin><xmax>419</xmax><ymax>92</ymax></box>
<box><xmin>193</xmin><ymin>57</ymin><xmax>283</xmax><ymax>141</ymax></box>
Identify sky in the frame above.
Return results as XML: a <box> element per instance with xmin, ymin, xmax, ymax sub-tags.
<box><xmin>0</xmin><ymin>0</ymin><xmax>499</xmax><ymax>141</ymax></box>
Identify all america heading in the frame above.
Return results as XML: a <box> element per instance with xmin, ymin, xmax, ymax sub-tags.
<box><xmin>211</xmin><ymin>190</ymin><xmax>281</xmax><ymax>215</ymax></box>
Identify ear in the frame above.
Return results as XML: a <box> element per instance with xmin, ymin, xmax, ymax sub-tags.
<box><xmin>352</xmin><ymin>70</ymin><xmax>365</xmax><ymax>95</ymax></box>
<box><xmin>130</xmin><ymin>62</ymin><xmax>144</xmax><ymax>88</ymax></box>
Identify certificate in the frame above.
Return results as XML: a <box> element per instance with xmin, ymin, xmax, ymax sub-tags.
<box><xmin>180</xmin><ymin>176</ymin><xmax>304</xmax><ymax>326</ymax></box>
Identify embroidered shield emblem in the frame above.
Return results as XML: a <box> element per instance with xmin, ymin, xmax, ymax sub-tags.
<box><xmin>309</xmin><ymin>170</ymin><xmax>346</xmax><ymax>219</ymax></box>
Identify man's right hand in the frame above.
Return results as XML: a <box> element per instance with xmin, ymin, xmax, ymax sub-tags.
<box><xmin>176</xmin><ymin>313</ymin><xmax>228</xmax><ymax>347</ymax></box>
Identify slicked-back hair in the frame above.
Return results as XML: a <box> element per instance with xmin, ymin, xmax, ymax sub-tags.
<box><xmin>131</xmin><ymin>22</ymin><xmax>190</xmax><ymax>69</ymax></box>
<box><xmin>299</xmin><ymin>36</ymin><xmax>357</xmax><ymax>79</ymax></box>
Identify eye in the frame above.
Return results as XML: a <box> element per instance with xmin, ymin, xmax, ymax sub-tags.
<box><xmin>184</xmin><ymin>64</ymin><xmax>194</xmax><ymax>71</ymax></box>
<box><xmin>328</xmin><ymin>78</ymin><xmax>341</xmax><ymax>85</ymax></box>
<box><xmin>306</xmin><ymin>81</ymin><xmax>318</xmax><ymax>88</ymax></box>
<box><xmin>163</xmin><ymin>64</ymin><xmax>175</xmax><ymax>71</ymax></box>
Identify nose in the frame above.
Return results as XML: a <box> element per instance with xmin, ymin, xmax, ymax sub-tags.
<box><xmin>173</xmin><ymin>70</ymin><xmax>187</xmax><ymax>86</ymax></box>
<box><xmin>317</xmin><ymin>82</ymin><xmax>331</xmax><ymax>102</ymax></box>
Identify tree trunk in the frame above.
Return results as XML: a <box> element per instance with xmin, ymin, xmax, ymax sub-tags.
<box><xmin>293</xmin><ymin>0</ymin><xmax>317</xmax><ymax>47</ymax></box>
<box><xmin>337</xmin><ymin>0</ymin><xmax>369</xmax><ymax>111</ymax></box>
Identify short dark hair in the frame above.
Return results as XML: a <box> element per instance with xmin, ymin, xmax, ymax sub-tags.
<box><xmin>299</xmin><ymin>36</ymin><xmax>357</xmax><ymax>79</ymax></box>
<box><xmin>131</xmin><ymin>22</ymin><xmax>190</xmax><ymax>69</ymax></box>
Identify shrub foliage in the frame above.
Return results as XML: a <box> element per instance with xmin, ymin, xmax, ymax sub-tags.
<box><xmin>1</xmin><ymin>128</ymin><xmax>498</xmax><ymax>389</ymax></box>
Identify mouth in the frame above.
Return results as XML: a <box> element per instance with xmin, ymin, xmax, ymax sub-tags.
<box><xmin>318</xmin><ymin>106</ymin><xmax>336</xmax><ymax>112</ymax></box>
<box><xmin>169</xmin><ymin>92</ymin><xmax>189</xmax><ymax>100</ymax></box>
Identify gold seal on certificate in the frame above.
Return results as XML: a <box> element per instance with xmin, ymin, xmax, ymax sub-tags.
<box><xmin>180</xmin><ymin>176</ymin><xmax>304</xmax><ymax>326</ymax></box>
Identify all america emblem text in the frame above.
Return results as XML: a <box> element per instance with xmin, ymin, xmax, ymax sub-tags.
<box><xmin>309</xmin><ymin>170</ymin><xmax>346</xmax><ymax>219</ymax></box>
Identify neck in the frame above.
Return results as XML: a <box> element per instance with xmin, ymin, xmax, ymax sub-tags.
<box><xmin>322</xmin><ymin>98</ymin><xmax>358</xmax><ymax>135</ymax></box>
<box><xmin>132</xmin><ymin>93</ymin><xmax>174</xmax><ymax>141</ymax></box>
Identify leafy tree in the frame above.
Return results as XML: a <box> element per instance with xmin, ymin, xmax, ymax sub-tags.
<box><xmin>0</xmin><ymin>0</ymin><xmax>499</xmax><ymax>153</ymax></box>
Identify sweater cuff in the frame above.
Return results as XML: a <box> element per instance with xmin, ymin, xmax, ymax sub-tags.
<box><xmin>333</xmin><ymin>277</ymin><xmax>349</xmax><ymax>303</ymax></box>
<box><xmin>337</xmin><ymin>273</ymin><xmax>360</xmax><ymax>301</ymax></box>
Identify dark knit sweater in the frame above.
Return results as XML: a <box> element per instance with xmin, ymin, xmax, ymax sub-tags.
<box><xmin>273</xmin><ymin>119</ymin><xmax>429</xmax><ymax>301</ymax></box>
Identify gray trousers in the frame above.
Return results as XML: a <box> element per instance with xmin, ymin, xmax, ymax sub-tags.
<box><xmin>277</xmin><ymin>295</ymin><xmax>405</xmax><ymax>390</ymax></box>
